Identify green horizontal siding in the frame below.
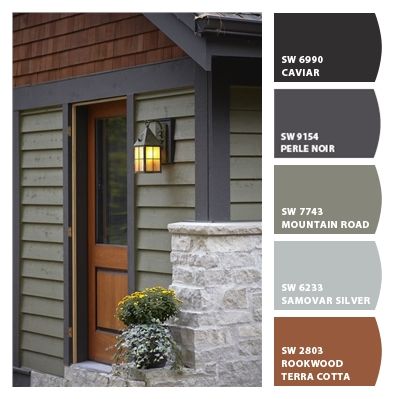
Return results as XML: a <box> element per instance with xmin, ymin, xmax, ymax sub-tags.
<box><xmin>21</xmin><ymin>259</ymin><xmax>64</xmax><ymax>281</ymax></box>
<box><xmin>21</xmin><ymin>110</ymin><xmax>63</xmax><ymax>132</ymax></box>
<box><xmin>136</xmin><ymin>91</ymin><xmax>195</xmax><ymax>120</ymax></box>
<box><xmin>22</xmin><ymin>187</ymin><xmax>63</xmax><ymax>205</ymax></box>
<box><xmin>22</xmin><ymin>205</ymin><xmax>63</xmax><ymax>224</ymax></box>
<box><xmin>136</xmin><ymin>163</ymin><xmax>195</xmax><ymax>186</ymax></box>
<box><xmin>21</xmin><ymin>278</ymin><xmax>64</xmax><ymax>301</ymax></box>
<box><xmin>230</xmin><ymin>87</ymin><xmax>262</xmax><ymax>221</ymax></box>
<box><xmin>22</xmin><ymin>168</ymin><xmax>63</xmax><ymax>187</ymax></box>
<box><xmin>230</xmin><ymin>110</ymin><xmax>261</xmax><ymax>133</ymax></box>
<box><xmin>137</xmin><ymin>208</ymin><xmax>195</xmax><ymax>229</ymax></box>
<box><xmin>137</xmin><ymin>229</ymin><xmax>172</xmax><ymax>252</ymax></box>
<box><xmin>21</xmin><ymin>131</ymin><xmax>63</xmax><ymax>150</ymax></box>
<box><xmin>21</xmin><ymin>149</ymin><xmax>63</xmax><ymax>169</ymax></box>
<box><xmin>22</xmin><ymin>242</ymin><xmax>64</xmax><ymax>262</ymax></box>
<box><xmin>137</xmin><ymin>250</ymin><xmax>172</xmax><ymax>274</ymax></box>
<box><xmin>21</xmin><ymin>295</ymin><xmax>64</xmax><ymax>319</ymax></box>
<box><xmin>21</xmin><ymin>314</ymin><xmax>64</xmax><ymax>338</ymax></box>
<box><xmin>136</xmin><ymin>186</ymin><xmax>195</xmax><ymax>208</ymax></box>
<box><xmin>230</xmin><ymin>203</ymin><xmax>262</xmax><ymax>222</ymax></box>
<box><xmin>21</xmin><ymin>350</ymin><xmax>64</xmax><ymax>377</ymax></box>
<box><xmin>19</xmin><ymin>107</ymin><xmax>64</xmax><ymax>377</ymax></box>
<box><xmin>135</xmin><ymin>89</ymin><xmax>195</xmax><ymax>290</ymax></box>
<box><xmin>22</xmin><ymin>223</ymin><xmax>63</xmax><ymax>243</ymax></box>
<box><xmin>230</xmin><ymin>181</ymin><xmax>262</xmax><ymax>203</ymax></box>
<box><xmin>21</xmin><ymin>331</ymin><xmax>64</xmax><ymax>358</ymax></box>
<box><xmin>230</xmin><ymin>134</ymin><xmax>261</xmax><ymax>156</ymax></box>
<box><xmin>230</xmin><ymin>158</ymin><xmax>262</xmax><ymax>180</ymax></box>
<box><xmin>136</xmin><ymin>272</ymin><xmax>172</xmax><ymax>291</ymax></box>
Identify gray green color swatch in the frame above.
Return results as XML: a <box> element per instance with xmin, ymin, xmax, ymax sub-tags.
<box><xmin>274</xmin><ymin>165</ymin><xmax>381</xmax><ymax>234</ymax></box>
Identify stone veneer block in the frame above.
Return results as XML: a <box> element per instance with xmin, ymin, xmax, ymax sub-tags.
<box><xmin>168</xmin><ymin>221</ymin><xmax>262</xmax><ymax>387</ymax></box>
<box><xmin>30</xmin><ymin>371</ymin><xmax>68</xmax><ymax>387</ymax></box>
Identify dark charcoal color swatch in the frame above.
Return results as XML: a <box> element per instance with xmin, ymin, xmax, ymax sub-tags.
<box><xmin>274</xmin><ymin>14</ymin><xmax>381</xmax><ymax>82</ymax></box>
<box><xmin>275</xmin><ymin>90</ymin><xmax>380</xmax><ymax>158</ymax></box>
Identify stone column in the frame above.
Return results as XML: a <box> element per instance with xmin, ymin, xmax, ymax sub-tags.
<box><xmin>168</xmin><ymin>222</ymin><xmax>262</xmax><ymax>387</ymax></box>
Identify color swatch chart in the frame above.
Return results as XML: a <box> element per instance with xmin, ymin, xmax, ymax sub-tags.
<box><xmin>273</xmin><ymin>13</ymin><xmax>382</xmax><ymax>386</ymax></box>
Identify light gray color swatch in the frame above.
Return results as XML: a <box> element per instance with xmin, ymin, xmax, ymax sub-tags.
<box><xmin>275</xmin><ymin>241</ymin><xmax>381</xmax><ymax>310</ymax></box>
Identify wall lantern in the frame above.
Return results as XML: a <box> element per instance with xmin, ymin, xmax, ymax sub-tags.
<box><xmin>133</xmin><ymin>119</ymin><xmax>175</xmax><ymax>173</ymax></box>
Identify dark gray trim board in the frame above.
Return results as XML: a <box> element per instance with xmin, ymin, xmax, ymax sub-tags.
<box><xmin>75</xmin><ymin>106</ymin><xmax>89</xmax><ymax>362</ymax></box>
<box><xmin>194</xmin><ymin>60</ymin><xmax>230</xmax><ymax>221</ymax></box>
<box><xmin>194</xmin><ymin>65</ymin><xmax>210</xmax><ymax>220</ymax></box>
<box><xmin>13</xmin><ymin>111</ymin><xmax>20</xmax><ymax>368</ymax></box>
<box><xmin>13</xmin><ymin>367</ymin><xmax>31</xmax><ymax>387</ymax></box>
<box><xmin>14</xmin><ymin>58</ymin><xmax>194</xmax><ymax>111</ymax></box>
<box><xmin>126</xmin><ymin>94</ymin><xmax>136</xmax><ymax>293</ymax></box>
<box><xmin>208</xmin><ymin>59</ymin><xmax>230</xmax><ymax>220</ymax></box>
<box><xmin>63</xmin><ymin>104</ymin><xmax>72</xmax><ymax>365</ymax></box>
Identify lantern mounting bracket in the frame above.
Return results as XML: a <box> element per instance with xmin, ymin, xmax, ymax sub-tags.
<box><xmin>148</xmin><ymin>118</ymin><xmax>175</xmax><ymax>165</ymax></box>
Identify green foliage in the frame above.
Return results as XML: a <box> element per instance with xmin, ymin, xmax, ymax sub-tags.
<box><xmin>116</xmin><ymin>286</ymin><xmax>182</xmax><ymax>326</ymax></box>
<box><xmin>114</xmin><ymin>324</ymin><xmax>182</xmax><ymax>370</ymax></box>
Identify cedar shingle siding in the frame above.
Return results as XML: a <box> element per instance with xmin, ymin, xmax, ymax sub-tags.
<box><xmin>13</xmin><ymin>13</ymin><xmax>185</xmax><ymax>87</ymax></box>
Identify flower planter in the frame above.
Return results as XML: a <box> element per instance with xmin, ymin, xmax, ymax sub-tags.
<box><xmin>114</xmin><ymin>286</ymin><xmax>183</xmax><ymax>370</ymax></box>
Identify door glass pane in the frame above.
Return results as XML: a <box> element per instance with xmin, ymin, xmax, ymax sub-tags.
<box><xmin>96</xmin><ymin>116</ymin><xmax>127</xmax><ymax>245</ymax></box>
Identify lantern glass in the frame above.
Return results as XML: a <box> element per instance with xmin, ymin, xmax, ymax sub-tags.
<box><xmin>145</xmin><ymin>145</ymin><xmax>161</xmax><ymax>172</ymax></box>
<box><xmin>134</xmin><ymin>146</ymin><xmax>145</xmax><ymax>173</ymax></box>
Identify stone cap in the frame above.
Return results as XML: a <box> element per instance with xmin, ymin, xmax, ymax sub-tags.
<box><xmin>168</xmin><ymin>221</ymin><xmax>262</xmax><ymax>236</ymax></box>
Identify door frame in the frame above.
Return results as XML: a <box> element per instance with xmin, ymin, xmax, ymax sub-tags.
<box><xmin>70</xmin><ymin>96</ymin><xmax>136</xmax><ymax>364</ymax></box>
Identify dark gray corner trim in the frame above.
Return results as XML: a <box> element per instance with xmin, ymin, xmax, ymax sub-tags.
<box><xmin>13</xmin><ymin>58</ymin><xmax>194</xmax><ymax>111</ymax></box>
<box><xmin>127</xmin><ymin>94</ymin><xmax>136</xmax><ymax>293</ymax></box>
<box><xmin>194</xmin><ymin>61</ymin><xmax>230</xmax><ymax>221</ymax></box>
<box><xmin>63</xmin><ymin>104</ymin><xmax>72</xmax><ymax>365</ymax></box>
<box><xmin>194</xmin><ymin>65</ymin><xmax>210</xmax><ymax>220</ymax></box>
<box><xmin>75</xmin><ymin>106</ymin><xmax>88</xmax><ymax>362</ymax></box>
<box><xmin>13</xmin><ymin>111</ymin><xmax>20</xmax><ymax>368</ymax></box>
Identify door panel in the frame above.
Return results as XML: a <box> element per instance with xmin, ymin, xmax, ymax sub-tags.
<box><xmin>96</xmin><ymin>269</ymin><xmax>128</xmax><ymax>331</ymax></box>
<box><xmin>87</xmin><ymin>100</ymin><xmax>128</xmax><ymax>364</ymax></box>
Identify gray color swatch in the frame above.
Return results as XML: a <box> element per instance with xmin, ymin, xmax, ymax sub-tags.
<box><xmin>274</xmin><ymin>165</ymin><xmax>381</xmax><ymax>234</ymax></box>
<box><xmin>275</xmin><ymin>242</ymin><xmax>381</xmax><ymax>310</ymax></box>
<box><xmin>275</xmin><ymin>90</ymin><xmax>380</xmax><ymax>158</ymax></box>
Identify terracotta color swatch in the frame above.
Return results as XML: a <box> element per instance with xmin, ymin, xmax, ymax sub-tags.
<box><xmin>274</xmin><ymin>317</ymin><xmax>381</xmax><ymax>386</ymax></box>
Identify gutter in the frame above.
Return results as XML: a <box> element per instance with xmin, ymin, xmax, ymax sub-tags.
<box><xmin>195</xmin><ymin>14</ymin><xmax>262</xmax><ymax>38</ymax></box>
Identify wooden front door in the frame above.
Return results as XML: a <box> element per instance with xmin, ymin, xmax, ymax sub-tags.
<box><xmin>87</xmin><ymin>100</ymin><xmax>128</xmax><ymax>363</ymax></box>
